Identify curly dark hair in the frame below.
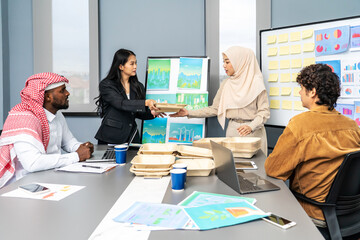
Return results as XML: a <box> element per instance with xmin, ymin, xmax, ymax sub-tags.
<box><xmin>296</xmin><ymin>63</ymin><xmax>340</xmax><ymax>110</ymax></box>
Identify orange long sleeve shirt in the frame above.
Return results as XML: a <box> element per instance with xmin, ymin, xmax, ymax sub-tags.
<box><xmin>265</xmin><ymin>105</ymin><xmax>360</xmax><ymax>220</ymax></box>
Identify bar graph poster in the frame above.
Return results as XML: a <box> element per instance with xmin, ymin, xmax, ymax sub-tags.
<box><xmin>354</xmin><ymin>101</ymin><xmax>360</xmax><ymax>126</ymax></box>
<box><xmin>168</xmin><ymin>123</ymin><xmax>203</xmax><ymax>144</ymax></box>
<box><xmin>146</xmin><ymin>93</ymin><xmax>176</xmax><ymax>104</ymax></box>
<box><xmin>315</xmin><ymin>25</ymin><xmax>350</xmax><ymax>57</ymax></box>
<box><xmin>176</xmin><ymin>93</ymin><xmax>208</xmax><ymax>110</ymax></box>
<box><xmin>351</xmin><ymin>25</ymin><xmax>360</xmax><ymax>49</ymax></box>
<box><xmin>142</xmin><ymin>118</ymin><xmax>167</xmax><ymax>143</ymax></box>
<box><xmin>147</xmin><ymin>59</ymin><xmax>171</xmax><ymax>90</ymax></box>
<box><xmin>177</xmin><ymin>58</ymin><xmax>203</xmax><ymax>89</ymax></box>
<box><xmin>335</xmin><ymin>104</ymin><xmax>354</xmax><ymax>119</ymax></box>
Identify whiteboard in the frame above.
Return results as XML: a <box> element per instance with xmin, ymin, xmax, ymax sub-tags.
<box><xmin>261</xmin><ymin>16</ymin><xmax>360</xmax><ymax>126</ymax></box>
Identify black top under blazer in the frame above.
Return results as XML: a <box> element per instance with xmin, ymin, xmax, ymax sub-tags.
<box><xmin>95</xmin><ymin>78</ymin><xmax>154</xmax><ymax>144</ymax></box>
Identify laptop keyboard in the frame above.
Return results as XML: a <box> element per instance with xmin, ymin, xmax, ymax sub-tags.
<box><xmin>102</xmin><ymin>148</ymin><xmax>115</xmax><ymax>160</ymax></box>
<box><xmin>238</xmin><ymin>175</ymin><xmax>262</xmax><ymax>191</ymax></box>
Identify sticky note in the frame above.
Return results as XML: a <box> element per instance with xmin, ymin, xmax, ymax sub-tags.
<box><xmin>282</xmin><ymin>100</ymin><xmax>292</xmax><ymax>110</ymax></box>
<box><xmin>268</xmin><ymin>47</ymin><xmax>278</xmax><ymax>56</ymax></box>
<box><xmin>291</xmin><ymin>59</ymin><xmax>302</xmax><ymax>69</ymax></box>
<box><xmin>292</xmin><ymin>73</ymin><xmax>299</xmax><ymax>82</ymax></box>
<box><xmin>281</xmin><ymin>87</ymin><xmax>292</xmax><ymax>96</ymax></box>
<box><xmin>278</xmin><ymin>33</ymin><xmax>288</xmax><ymax>43</ymax></box>
<box><xmin>268</xmin><ymin>61</ymin><xmax>278</xmax><ymax>70</ymax></box>
<box><xmin>279</xmin><ymin>46</ymin><xmax>289</xmax><ymax>55</ymax></box>
<box><xmin>290</xmin><ymin>45</ymin><xmax>302</xmax><ymax>54</ymax></box>
<box><xmin>302</xmin><ymin>29</ymin><xmax>313</xmax><ymax>39</ymax></box>
<box><xmin>290</xmin><ymin>32</ymin><xmax>301</xmax><ymax>42</ymax></box>
<box><xmin>267</xmin><ymin>35</ymin><xmax>277</xmax><ymax>44</ymax></box>
<box><xmin>303</xmin><ymin>57</ymin><xmax>315</xmax><ymax>67</ymax></box>
<box><xmin>303</xmin><ymin>42</ymin><xmax>315</xmax><ymax>52</ymax></box>
<box><xmin>294</xmin><ymin>101</ymin><xmax>305</xmax><ymax>111</ymax></box>
<box><xmin>280</xmin><ymin>60</ymin><xmax>290</xmax><ymax>69</ymax></box>
<box><xmin>293</xmin><ymin>87</ymin><xmax>301</xmax><ymax>96</ymax></box>
<box><xmin>269</xmin><ymin>87</ymin><xmax>280</xmax><ymax>96</ymax></box>
<box><xmin>280</xmin><ymin>73</ymin><xmax>291</xmax><ymax>82</ymax></box>
<box><xmin>270</xmin><ymin>100</ymin><xmax>280</xmax><ymax>109</ymax></box>
<box><xmin>268</xmin><ymin>73</ymin><xmax>278</xmax><ymax>82</ymax></box>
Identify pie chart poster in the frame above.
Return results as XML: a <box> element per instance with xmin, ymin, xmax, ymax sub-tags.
<box><xmin>315</xmin><ymin>25</ymin><xmax>350</xmax><ymax>57</ymax></box>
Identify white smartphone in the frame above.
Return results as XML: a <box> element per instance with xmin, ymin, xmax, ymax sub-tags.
<box><xmin>18</xmin><ymin>183</ymin><xmax>50</xmax><ymax>195</ymax></box>
<box><xmin>262</xmin><ymin>213</ymin><xmax>296</xmax><ymax>229</ymax></box>
<box><xmin>235</xmin><ymin>161</ymin><xmax>258</xmax><ymax>170</ymax></box>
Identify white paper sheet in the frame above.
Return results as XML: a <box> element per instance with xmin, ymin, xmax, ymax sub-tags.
<box><xmin>1</xmin><ymin>183</ymin><xmax>85</xmax><ymax>201</ymax></box>
<box><xmin>56</xmin><ymin>162</ymin><xmax>118</xmax><ymax>173</ymax></box>
<box><xmin>89</xmin><ymin>176</ymin><xmax>171</xmax><ymax>240</ymax></box>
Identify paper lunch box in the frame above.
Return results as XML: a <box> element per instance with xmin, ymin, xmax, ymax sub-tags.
<box><xmin>176</xmin><ymin>145</ymin><xmax>213</xmax><ymax>158</ymax></box>
<box><xmin>221</xmin><ymin>137</ymin><xmax>261</xmax><ymax>158</ymax></box>
<box><xmin>192</xmin><ymin>137</ymin><xmax>227</xmax><ymax>149</ymax></box>
<box><xmin>175</xmin><ymin>158</ymin><xmax>214</xmax><ymax>176</ymax></box>
<box><xmin>130</xmin><ymin>154</ymin><xmax>175</xmax><ymax>168</ymax></box>
<box><xmin>139</xmin><ymin>143</ymin><xmax>178</xmax><ymax>155</ymax></box>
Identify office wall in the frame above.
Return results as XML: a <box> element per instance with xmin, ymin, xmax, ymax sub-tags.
<box><xmin>1</xmin><ymin>0</ymin><xmax>205</xmax><ymax>142</ymax></box>
<box><xmin>267</xmin><ymin>0</ymin><xmax>360</xmax><ymax>153</ymax></box>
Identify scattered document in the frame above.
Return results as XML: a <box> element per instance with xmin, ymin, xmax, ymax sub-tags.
<box><xmin>178</xmin><ymin>191</ymin><xmax>256</xmax><ymax>207</ymax></box>
<box><xmin>1</xmin><ymin>183</ymin><xmax>84</xmax><ymax>201</ymax></box>
<box><xmin>56</xmin><ymin>162</ymin><xmax>118</xmax><ymax>174</ymax></box>
<box><xmin>184</xmin><ymin>201</ymin><xmax>269</xmax><ymax>230</ymax></box>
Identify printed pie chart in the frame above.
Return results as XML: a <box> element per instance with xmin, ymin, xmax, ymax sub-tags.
<box><xmin>345</xmin><ymin>88</ymin><xmax>352</xmax><ymax>95</ymax></box>
<box><xmin>334</xmin><ymin>29</ymin><xmax>342</xmax><ymax>38</ymax></box>
<box><xmin>334</xmin><ymin>44</ymin><xmax>340</xmax><ymax>50</ymax></box>
<box><xmin>324</xmin><ymin>33</ymin><xmax>329</xmax><ymax>40</ymax></box>
<box><xmin>316</xmin><ymin>45</ymin><xmax>323</xmax><ymax>52</ymax></box>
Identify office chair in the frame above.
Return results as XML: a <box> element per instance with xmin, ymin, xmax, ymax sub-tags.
<box><xmin>292</xmin><ymin>150</ymin><xmax>360</xmax><ymax>240</ymax></box>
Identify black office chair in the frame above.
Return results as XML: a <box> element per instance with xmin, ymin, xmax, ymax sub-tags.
<box><xmin>292</xmin><ymin>150</ymin><xmax>360</xmax><ymax>240</ymax></box>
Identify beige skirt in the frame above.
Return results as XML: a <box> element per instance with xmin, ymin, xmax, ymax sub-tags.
<box><xmin>226</xmin><ymin>119</ymin><xmax>268</xmax><ymax>156</ymax></box>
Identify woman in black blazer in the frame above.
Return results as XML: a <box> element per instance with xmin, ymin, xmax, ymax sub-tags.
<box><xmin>95</xmin><ymin>49</ymin><xmax>163</xmax><ymax>144</ymax></box>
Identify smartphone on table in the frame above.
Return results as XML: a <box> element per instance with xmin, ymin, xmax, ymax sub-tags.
<box><xmin>262</xmin><ymin>213</ymin><xmax>296</xmax><ymax>229</ymax></box>
<box><xmin>18</xmin><ymin>183</ymin><xmax>50</xmax><ymax>195</ymax></box>
<box><xmin>235</xmin><ymin>161</ymin><xmax>258</xmax><ymax>170</ymax></box>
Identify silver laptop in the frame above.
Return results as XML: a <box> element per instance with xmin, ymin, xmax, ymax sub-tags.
<box><xmin>210</xmin><ymin>141</ymin><xmax>280</xmax><ymax>194</ymax></box>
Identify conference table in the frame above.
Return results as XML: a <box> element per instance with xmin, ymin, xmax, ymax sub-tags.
<box><xmin>0</xmin><ymin>145</ymin><xmax>324</xmax><ymax>240</ymax></box>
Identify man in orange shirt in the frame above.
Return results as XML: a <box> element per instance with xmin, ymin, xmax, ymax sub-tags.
<box><xmin>265</xmin><ymin>64</ymin><xmax>360</xmax><ymax>239</ymax></box>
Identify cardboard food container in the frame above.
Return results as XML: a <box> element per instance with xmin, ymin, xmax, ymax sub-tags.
<box><xmin>177</xmin><ymin>145</ymin><xmax>213</xmax><ymax>158</ymax></box>
<box><xmin>222</xmin><ymin>137</ymin><xmax>261</xmax><ymax>159</ymax></box>
<box><xmin>154</xmin><ymin>103</ymin><xmax>187</xmax><ymax>113</ymax></box>
<box><xmin>175</xmin><ymin>158</ymin><xmax>215</xmax><ymax>176</ymax></box>
<box><xmin>130</xmin><ymin>165</ymin><xmax>170</xmax><ymax>177</ymax></box>
<box><xmin>192</xmin><ymin>137</ymin><xmax>227</xmax><ymax>149</ymax></box>
<box><xmin>139</xmin><ymin>143</ymin><xmax>178</xmax><ymax>155</ymax></box>
<box><xmin>132</xmin><ymin>166</ymin><xmax>171</xmax><ymax>172</ymax></box>
<box><xmin>131</xmin><ymin>155</ymin><xmax>175</xmax><ymax>168</ymax></box>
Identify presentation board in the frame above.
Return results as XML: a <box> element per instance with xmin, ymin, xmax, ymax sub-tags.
<box><xmin>141</xmin><ymin>56</ymin><xmax>210</xmax><ymax>144</ymax></box>
<box><xmin>261</xmin><ymin>16</ymin><xmax>360</xmax><ymax>126</ymax></box>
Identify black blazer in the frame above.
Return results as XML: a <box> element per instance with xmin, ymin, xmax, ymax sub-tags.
<box><xmin>95</xmin><ymin>78</ymin><xmax>154</xmax><ymax>144</ymax></box>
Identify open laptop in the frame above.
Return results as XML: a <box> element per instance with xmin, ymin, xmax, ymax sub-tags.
<box><xmin>210</xmin><ymin>140</ymin><xmax>280</xmax><ymax>194</ymax></box>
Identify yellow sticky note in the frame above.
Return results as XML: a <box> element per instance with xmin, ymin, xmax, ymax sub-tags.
<box><xmin>268</xmin><ymin>73</ymin><xmax>278</xmax><ymax>82</ymax></box>
<box><xmin>291</xmin><ymin>59</ymin><xmax>302</xmax><ymax>69</ymax></box>
<box><xmin>281</xmin><ymin>87</ymin><xmax>292</xmax><ymax>96</ymax></box>
<box><xmin>290</xmin><ymin>32</ymin><xmax>301</xmax><ymax>42</ymax></box>
<box><xmin>303</xmin><ymin>42</ymin><xmax>315</xmax><ymax>52</ymax></box>
<box><xmin>282</xmin><ymin>100</ymin><xmax>292</xmax><ymax>110</ymax></box>
<box><xmin>302</xmin><ymin>29</ymin><xmax>313</xmax><ymax>39</ymax></box>
<box><xmin>269</xmin><ymin>87</ymin><xmax>280</xmax><ymax>96</ymax></box>
<box><xmin>290</xmin><ymin>45</ymin><xmax>302</xmax><ymax>54</ymax></box>
<box><xmin>270</xmin><ymin>100</ymin><xmax>280</xmax><ymax>109</ymax></box>
<box><xmin>267</xmin><ymin>35</ymin><xmax>277</xmax><ymax>44</ymax></box>
<box><xmin>280</xmin><ymin>73</ymin><xmax>291</xmax><ymax>82</ymax></box>
<box><xmin>303</xmin><ymin>57</ymin><xmax>315</xmax><ymax>67</ymax></box>
<box><xmin>268</xmin><ymin>61</ymin><xmax>278</xmax><ymax>70</ymax></box>
<box><xmin>280</xmin><ymin>60</ymin><xmax>290</xmax><ymax>69</ymax></box>
<box><xmin>278</xmin><ymin>33</ymin><xmax>288</xmax><ymax>43</ymax></box>
<box><xmin>293</xmin><ymin>87</ymin><xmax>301</xmax><ymax>96</ymax></box>
<box><xmin>294</xmin><ymin>101</ymin><xmax>305</xmax><ymax>111</ymax></box>
<box><xmin>279</xmin><ymin>46</ymin><xmax>289</xmax><ymax>55</ymax></box>
<box><xmin>267</xmin><ymin>47</ymin><xmax>278</xmax><ymax>56</ymax></box>
<box><xmin>292</xmin><ymin>73</ymin><xmax>299</xmax><ymax>82</ymax></box>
